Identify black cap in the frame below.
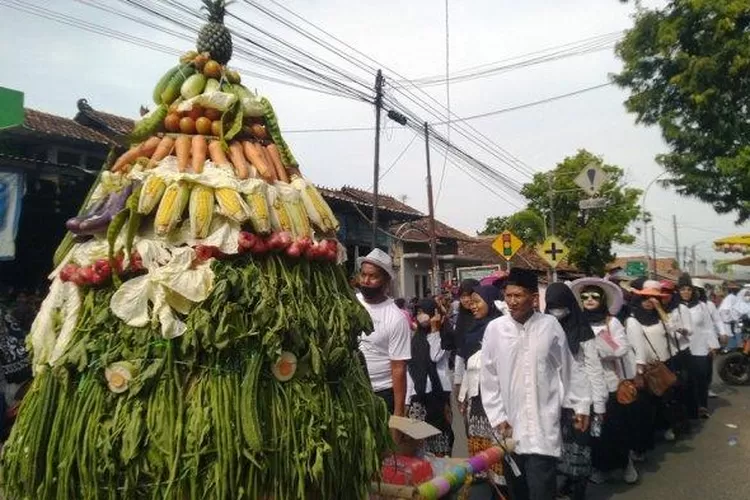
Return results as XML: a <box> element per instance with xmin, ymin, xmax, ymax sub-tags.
<box><xmin>505</xmin><ymin>268</ymin><xmax>539</xmax><ymax>292</ymax></box>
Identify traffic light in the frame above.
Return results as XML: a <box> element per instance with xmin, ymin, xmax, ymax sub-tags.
<box><xmin>502</xmin><ymin>232</ymin><xmax>512</xmax><ymax>257</ymax></box>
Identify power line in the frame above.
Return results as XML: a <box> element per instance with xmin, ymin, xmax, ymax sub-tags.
<box><xmin>434</xmin><ymin>0</ymin><xmax>450</xmax><ymax>208</ymax></box>
<box><xmin>403</xmin><ymin>31</ymin><xmax>622</xmax><ymax>87</ymax></box>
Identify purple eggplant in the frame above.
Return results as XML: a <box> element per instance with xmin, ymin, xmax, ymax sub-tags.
<box><xmin>66</xmin><ymin>193</ymin><xmax>111</xmax><ymax>232</ymax></box>
<box><xmin>70</xmin><ymin>184</ymin><xmax>134</xmax><ymax>236</ymax></box>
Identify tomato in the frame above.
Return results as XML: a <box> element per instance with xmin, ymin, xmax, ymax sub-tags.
<box><xmin>203</xmin><ymin>60</ymin><xmax>222</xmax><ymax>79</ymax></box>
<box><xmin>187</xmin><ymin>105</ymin><xmax>204</xmax><ymax>121</ymax></box>
<box><xmin>195</xmin><ymin>117</ymin><xmax>212</xmax><ymax>135</ymax></box>
<box><xmin>205</xmin><ymin>108</ymin><xmax>222</xmax><ymax>121</ymax></box>
<box><xmin>179</xmin><ymin>117</ymin><xmax>197</xmax><ymax>134</ymax></box>
<box><xmin>286</xmin><ymin>242</ymin><xmax>302</xmax><ymax>258</ymax></box>
<box><xmin>164</xmin><ymin>113</ymin><xmax>181</xmax><ymax>132</ymax></box>
<box><xmin>211</xmin><ymin>120</ymin><xmax>222</xmax><ymax>137</ymax></box>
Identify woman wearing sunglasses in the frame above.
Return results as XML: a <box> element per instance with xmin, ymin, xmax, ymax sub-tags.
<box><xmin>571</xmin><ymin>277</ymin><xmax>639</xmax><ymax>486</ymax></box>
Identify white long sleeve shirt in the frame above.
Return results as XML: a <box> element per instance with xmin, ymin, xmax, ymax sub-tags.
<box><xmin>592</xmin><ymin>318</ymin><xmax>633</xmax><ymax>392</ymax></box>
<box><xmin>565</xmin><ymin>338</ymin><xmax>606</xmax><ymax>414</ymax></box>
<box><xmin>686</xmin><ymin>302</ymin><xmax>721</xmax><ymax>355</ymax></box>
<box><xmin>626</xmin><ymin>317</ymin><xmax>684</xmax><ymax>365</ymax></box>
<box><xmin>480</xmin><ymin>312</ymin><xmax>586</xmax><ymax>458</ymax></box>
<box><xmin>719</xmin><ymin>293</ymin><xmax>739</xmax><ymax>323</ymax></box>
<box><xmin>668</xmin><ymin>305</ymin><xmax>693</xmax><ymax>351</ymax></box>
<box><xmin>706</xmin><ymin>301</ymin><xmax>729</xmax><ymax>338</ymax></box>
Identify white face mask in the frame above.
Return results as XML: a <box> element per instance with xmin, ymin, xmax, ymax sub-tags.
<box><xmin>548</xmin><ymin>307</ymin><xmax>570</xmax><ymax>320</ymax></box>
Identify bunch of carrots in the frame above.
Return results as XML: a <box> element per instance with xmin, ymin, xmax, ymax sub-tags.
<box><xmin>112</xmin><ymin>134</ymin><xmax>290</xmax><ymax>183</ymax></box>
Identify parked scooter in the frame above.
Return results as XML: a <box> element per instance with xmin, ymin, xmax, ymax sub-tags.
<box><xmin>718</xmin><ymin>320</ymin><xmax>750</xmax><ymax>385</ymax></box>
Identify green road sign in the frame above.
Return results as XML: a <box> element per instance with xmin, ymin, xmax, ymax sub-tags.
<box><xmin>625</xmin><ymin>260</ymin><xmax>647</xmax><ymax>277</ymax></box>
<box><xmin>0</xmin><ymin>87</ymin><xmax>24</xmax><ymax>130</ymax></box>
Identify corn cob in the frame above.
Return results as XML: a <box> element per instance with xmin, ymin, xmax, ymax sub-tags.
<box><xmin>215</xmin><ymin>187</ymin><xmax>251</xmax><ymax>223</ymax></box>
<box><xmin>243</xmin><ymin>181</ymin><xmax>271</xmax><ymax>234</ymax></box>
<box><xmin>189</xmin><ymin>184</ymin><xmax>215</xmax><ymax>239</ymax></box>
<box><xmin>137</xmin><ymin>175</ymin><xmax>167</xmax><ymax>215</ymax></box>
<box><xmin>268</xmin><ymin>186</ymin><xmax>293</xmax><ymax>235</ymax></box>
<box><xmin>291</xmin><ymin>176</ymin><xmax>339</xmax><ymax>232</ymax></box>
<box><xmin>154</xmin><ymin>181</ymin><xmax>190</xmax><ymax>236</ymax></box>
<box><xmin>278</xmin><ymin>187</ymin><xmax>311</xmax><ymax>238</ymax></box>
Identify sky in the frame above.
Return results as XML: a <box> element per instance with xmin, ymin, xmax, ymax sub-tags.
<box><xmin>1</xmin><ymin>0</ymin><xmax>747</xmax><ymax>273</ymax></box>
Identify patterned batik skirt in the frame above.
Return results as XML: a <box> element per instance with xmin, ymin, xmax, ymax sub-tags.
<box><xmin>466</xmin><ymin>395</ymin><xmax>504</xmax><ymax>484</ymax></box>
<box><xmin>407</xmin><ymin>391</ymin><xmax>453</xmax><ymax>456</ymax></box>
<box><xmin>558</xmin><ymin>407</ymin><xmax>592</xmax><ymax>478</ymax></box>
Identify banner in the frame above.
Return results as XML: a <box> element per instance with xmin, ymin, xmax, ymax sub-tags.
<box><xmin>0</xmin><ymin>171</ymin><xmax>24</xmax><ymax>260</ymax></box>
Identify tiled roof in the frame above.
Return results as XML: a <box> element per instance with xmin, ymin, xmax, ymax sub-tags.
<box><xmin>20</xmin><ymin>108</ymin><xmax>116</xmax><ymax>147</ymax></box>
<box><xmin>611</xmin><ymin>255</ymin><xmax>682</xmax><ymax>280</ymax></box>
<box><xmin>74</xmin><ymin>99</ymin><xmax>134</xmax><ymax>136</ymax></box>
<box><xmin>391</xmin><ymin>217</ymin><xmax>476</xmax><ymax>242</ymax></box>
<box><xmin>340</xmin><ymin>186</ymin><xmax>423</xmax><ymax>217</ymax></box>
<box><xmin>458</xmin><ymin>236</ymin><xmax>579</xmax><ymax>273</ymax></box>
<box><xmin>319</xmin><ymin>185</ymin><xmax>424</xmax><ymax>218</ymax></box>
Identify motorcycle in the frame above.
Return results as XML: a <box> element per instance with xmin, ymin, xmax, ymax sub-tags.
<box><xmin>717</xmin><ymin>319</ymin><xmax>750</xmax><ymax>385</ymax></box>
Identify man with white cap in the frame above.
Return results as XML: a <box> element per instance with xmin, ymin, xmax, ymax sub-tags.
<box><xmin>356</xmin><ymin>249</ymin><xmax>411</xmax><ymax>427</ymax></box>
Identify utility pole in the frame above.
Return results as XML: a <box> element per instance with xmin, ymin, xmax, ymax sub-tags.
<box><xmin>672</xmin><ymin>215</ymin><xmax>680</xmax><ymax>264</ymax></box>
<box><xmin>643</xmin><ymin>212</ymin><xmax>650</xmax><ymax>278</ymax></box>
<box><xmin>547</xmin><ymin>174</ymin><xmax>557</xmax><ymax>283</ymax></box>
<box><xmin>651</xmin><ymin>226</ymin><xmax>657</xmax><ymax>279</ymax></box>
<box><xmin>683</xmin><ymin>246</ymin><xmax>688</xmax><ymax>271</ymax></box>
<box><xmin>424</xmin><ymin>122</ymin><xmax>440</xmax><ymax>295</ymax></box>
<box><xmin>691</xmin><ymin>245</ymin><xmax>697</xmax><ymax>275</ymax></box>
<box><xmin>371</xmin><ymin>69</ymin><xmax>384</xmax><ymax>250</ymax></box>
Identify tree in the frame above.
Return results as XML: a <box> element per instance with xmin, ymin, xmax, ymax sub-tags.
<box><xmin>614</xmin><ymin>1</ymin><xmax>750</xmax><ymax>223</ymax></box>
<box><xmin>522</xmin><ymin>150</ymin><xmax>642</xmax><ymax>275</ymax></box>
<box><xmin>479</xmin><ymin>209</ymin><xmax>546</xmax><ymax>246</ymax></box>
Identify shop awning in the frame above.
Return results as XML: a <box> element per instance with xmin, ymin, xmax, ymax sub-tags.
<box><xmin>713</xmin><ymin>235</ymin><xmax>750</xmax><ymax>254</ymax></box>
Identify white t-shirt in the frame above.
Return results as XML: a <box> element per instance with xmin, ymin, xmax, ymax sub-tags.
<box><xmin>357</xmin><ymin>294</ymin><xmax>412</xmax><ymax>392</ymax></box>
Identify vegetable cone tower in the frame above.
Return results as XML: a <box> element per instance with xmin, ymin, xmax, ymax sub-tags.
<box><xmin>0</xmin><ymin>2</ymin><xmax>390</xmax><ymax>498</ymax></box>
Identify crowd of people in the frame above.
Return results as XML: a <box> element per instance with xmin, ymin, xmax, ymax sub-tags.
<box><xmin>354</xmin><ymin>248</ymin><xmax>742</xmax><ymax>500</ymax></box>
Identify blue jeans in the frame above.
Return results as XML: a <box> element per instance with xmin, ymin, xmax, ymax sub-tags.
<box><xmin>725</xmin><ymin>322</ymin><xmax>743</xmax><ymax>349</ymax></box>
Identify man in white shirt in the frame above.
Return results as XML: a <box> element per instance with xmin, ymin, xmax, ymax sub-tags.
<box><xmin>356</xmin><ymin>249</ymin><xmax>411</xmax><ymax>429</ymax></box>
<box><xmin>719</xmin><ymin>283</ymin><xmax>742</xmax><ymax>348</ymax></box>
<box><xmin>480</xmin><ymin>268</ymin><xmax>588</xmax><ymax>500</ymax></box>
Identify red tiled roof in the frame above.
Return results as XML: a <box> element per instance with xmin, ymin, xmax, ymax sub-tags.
<box><xmin>21</xmin><ymin>108</ymin><xmax>116</xmax><ymax>147</ymax></box>
<box><xmin>340</xmin><ymin>186</ymin><xmax>423</xmax><ymax>217</ymax></box>
<box><xmin>74</xmin><ymin>100</ymin><xmax>134</xmax><ymax>136</ymax></box>
<box><xmin>391</xmin><ymin>217</ymin><xmax>476</xmax><ymax>242</ymax></box>
<box><xmin>458</xmin><ymin>235</ymin><xmax>579</xmax><ymax>273</ymax></box>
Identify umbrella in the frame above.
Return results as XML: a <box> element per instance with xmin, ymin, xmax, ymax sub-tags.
<box><xmin>713</xmin><ymin>235</ymin><xmax>750</xmax><ymax>254</ymax></box>
<box><xmin>480</xmin><ymin>270</ymin><xmax>509</xmax><ymax>287</ymax></box>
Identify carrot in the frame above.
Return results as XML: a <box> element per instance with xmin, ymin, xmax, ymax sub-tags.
<box><xmin>242</xmin><ymin>141</ymin><xmax>276</xmax><ymax>183</ymax></box>
<box><xmin>266</xmin><ymin>143</ymin><xmax>289</xmax><ymax>183</ymax></box>
<box><xmin>148</xmin><ymin>136</ymin><xmax>175</xmax><ymax>169</ymax></box>
<box><xmin>228</xmin><ymin>142</ymin><xmax>250</xmax><ymax>179</ymax></box>
<box><xmin>175</xmin><ymin>135</ymin><xmax>191</xmax><ymax>172</ymax></box>
<box><xmin>208</xmin><ymin>140</ymin><xmax>230</xmax><ymax>166</ymax></box>
<box><xmin>191</xmin><ymin>135</ymin><xmax>208</xmax><ymax>174</ymax></box>
<box><xmin>113</xmin><ymin>135</ymin><xmax>162</xmax><ymax>172</ymax></box>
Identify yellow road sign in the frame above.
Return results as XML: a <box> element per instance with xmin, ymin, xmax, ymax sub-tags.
<box><xmin>537</xmin><ymin>236</ymin><xmax>569</xmax><ymax>269</ymax></box>
<box><xmin>492</xmin><ymin>230</ymin><xmax>523</xmax><ymax>261</ymax></box>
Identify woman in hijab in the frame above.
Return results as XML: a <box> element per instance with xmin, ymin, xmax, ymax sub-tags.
<box><xmin>456</xmin><ymin>285</ymin><xmax>504</xmax><ymax>488</ymax></box>
<box><xmin>452</xmin><ymin>280</ymin><xmax>478</xmax><ymax>412</ymax></box>
<box><xmin>545</xmin><ymin>283</ymin><xmax>605</xmax><ymax>500</ymax></box>
<box><xmin>405</xmin><ymin>298</ymin><xmax>454</xmax><ymax>456</ymax></box>
<box><xmin>570</xmin><ymin>278</ymin><xmax>638</xmax><ymax>485</ymax></box>
<box><xmin>626</xmin><ymin>279</ymin><xmax>690</xmax><ymax>446</ymax></box>
<box><xmin>678</xmin><ymin>274</ymin><xmax>719</xmax><ymax>419</ymax></box>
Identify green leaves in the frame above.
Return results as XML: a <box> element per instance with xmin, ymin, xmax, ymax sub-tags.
<box><xmin>614</xmin><ymin>0</ymin><xmax>750</xmax><ymax>222</ymax></box>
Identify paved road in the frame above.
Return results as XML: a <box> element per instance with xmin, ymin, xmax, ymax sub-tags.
<box><xmin>450</xmin><ymin>370</ymin><xmax>750</xmax><ymax>499</ymax></box>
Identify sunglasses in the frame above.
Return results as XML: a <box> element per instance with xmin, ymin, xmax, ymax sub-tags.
<box><xmin>580</xmin><ymin>292</ymin><xmax>602</xmax><ymax>300</ymax></box>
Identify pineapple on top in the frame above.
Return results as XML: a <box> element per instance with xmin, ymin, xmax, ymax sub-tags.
<box><xmin>197</xmin><ymin>0</ymin><xmax>233</xmax><ymax>65</ymax></box>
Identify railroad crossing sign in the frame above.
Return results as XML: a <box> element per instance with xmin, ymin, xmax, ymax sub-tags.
<box><xmin>537</xmin><ymin>236</ymin><xmax>569</xmax><ymax>269</ymax></box>
<box><xmin>492</xmin><ymin>230</ymin><xmax>523</xmax><ymax>261</ymax></box>
<box><xmin>574</xmin><ymin>163</ymin><xmax>608</xmax><ymax>196</ymax></box>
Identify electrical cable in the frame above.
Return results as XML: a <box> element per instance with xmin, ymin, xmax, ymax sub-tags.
<box><xmin>434</xmin><ymin>0</ymin><xmax>450</xmax><ymax>209</ymax></box>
